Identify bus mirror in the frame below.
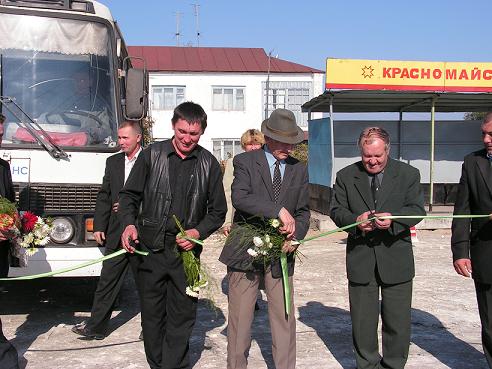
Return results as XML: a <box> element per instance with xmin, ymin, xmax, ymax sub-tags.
<box><xmin>125</xmin><ymin>67</ymin><xmax>148</xmax><ymax>120</ymax></box>
<box><xmin>123</xmin><ymin>56</ymin><xmax>148</xmax><ymax>120</ymax></box>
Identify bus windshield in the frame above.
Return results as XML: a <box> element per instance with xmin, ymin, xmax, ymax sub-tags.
<box><xmin>0</xmin><ymin>13</ymin><xmax>118</xmax><ymax>149</ymax></box>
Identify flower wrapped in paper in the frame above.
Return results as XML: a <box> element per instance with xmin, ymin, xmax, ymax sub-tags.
<box><xmin>0</xmin><ymin>197</ymin><xmax>53</xmax><ymax>266</ymax></box>
<box><xmin>173</xmin><ymin>215</ymin><xmax>213</xmax><ymax>299</ymax></box>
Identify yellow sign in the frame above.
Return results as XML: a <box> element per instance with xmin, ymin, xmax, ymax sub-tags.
<box><xmin>326</xmin><ymin>58</ymin><xmax>492</xmax><ymax>92</ymax></box>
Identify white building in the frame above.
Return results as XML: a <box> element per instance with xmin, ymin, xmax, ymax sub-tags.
<box><xmin>129</xmin><ymin>46</ymin><xmax>324</xmax><ymax>160</ymax></box>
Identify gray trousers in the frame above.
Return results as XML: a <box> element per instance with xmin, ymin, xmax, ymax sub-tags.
<box><xmin>226</xmin><ymin>268</ymin><xmax>296</xmax><ymax>369</ymax></box>
<box><xmin>349</xmin><ymin>274</ymin><xmax>413</xmax><ymax>369</ymax></box>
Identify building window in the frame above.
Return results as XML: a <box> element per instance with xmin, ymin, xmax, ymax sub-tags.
<box><xmin>152</xmin><ymin>86</ymin><xmax>185</xmax><ymax>110</ymax></box>
<box><xmin>263</xmin><ymin>81</ymin><xmax>312</xmax><ymax>127</ymax></box>
<box><xmin>213</xmin><ymin>139</ymin><xmax>243</xmax><ymax>161</ymax></box>
<box><xmin>212</xmin><ymin>87</ymin><xmax>245</xmax><ymax>111</ymax></box>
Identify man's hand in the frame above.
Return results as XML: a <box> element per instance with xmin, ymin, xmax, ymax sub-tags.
<box><xmin>278</xmin><ymin>207</ymin><xmax>295</xmax><ymax>239</ymax></box>
<box><xmin>176</xmin><ymin>229</ymin><xmax>200</xmax><ymax>251</ymax></box>
<box><xmin>112</xmin><ymin>202</ymin><xmax>119</xmax><ymax>213</ymax></box>
<box><xmin>121</xmin><ymin>225</ymin><xmax>138</xmax><ymax>253</ymax></box>
<box><xmin>356</xmin><ymin>211</ymin><xmax>376</xmax><ymax>232</ymax></box>
<box><xmin>374</xmin><ymin>212</ymin><xmax>392</xmax><ymax>230</ymax></box>
<box><xmin>282</xmin><ymin>239</ymin><xmax>298</xmax><ymax>254</ymax></box>
<box><xmin>94</xmin><ymin>231</ymin><xmax>105</xmax><ymax>246</ymax></box>
<box><xmin>454</xmin><ymin>258</ymin><xmax>472</xmax><ymax>278</ymax></box>
<box><xmin>223</xmin><ymin>224</ymin><xmax>231</xmax><ymax>237</ymax></box>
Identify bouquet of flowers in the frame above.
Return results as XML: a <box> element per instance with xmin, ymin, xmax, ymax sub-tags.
<box><xmin>225</xmin><ymin>217</ymin><xmax>301</xmax><ymax>315</ymax></box>
<box><xmin>0</xmin><ymin>197</ymin><xmax>53</xmax><ymax>266</ymax></box>
<box><xmin>17</xmin><ymin>211</ymin><xmax>53</xmax><ymax>257</ymax></box>
<box><xmin>173</xmin><ymin>215</ymin><xmax>211</xmax><ymax>298</ymax></box>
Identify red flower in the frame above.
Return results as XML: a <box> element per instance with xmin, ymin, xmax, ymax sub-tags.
<box><xmin>22</xmin><ymin>211</ymin><xmax>38</xmax><ymax>233</ymax></box>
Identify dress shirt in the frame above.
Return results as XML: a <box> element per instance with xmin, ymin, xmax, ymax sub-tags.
<box><xmin>124</xmin><ymin>147</ymin><xmax>142</xmax><ymax>184</ymax></box>
<box><xmin>264</xmin><ymin>145</ymin><xmax>286</xmax><ymax>180</ymax></box>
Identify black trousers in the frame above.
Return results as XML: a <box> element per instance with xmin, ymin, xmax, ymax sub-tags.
<box><xmin>0</xmin><ymin>242</ymin><xmax>9</xmax><ymax>279</ymax></box>
<box><xmin>475</xmin><ymin>280</ymin><xmax>492</xmax><ymax>368</ymax></box>
<box><xmin>86</xmin><ymin>247</ymin><xmax>141</xmax><ymax>334</ymax></box>
<box><xmin>139</xmin><ymin>244</ymin><xmax>198</xmax><ymax>369</ymax></box>
<box><xmin>349</xmin><ymin>271</ymin><xmax>413</xmax><ymax>369</ymax></box>
<box><xmin>0</xmin><ymin>245</ymin><xmax>20</xmax><ymax>369</ymax></box>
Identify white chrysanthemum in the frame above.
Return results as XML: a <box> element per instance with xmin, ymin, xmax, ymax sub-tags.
<box><xmin>270</xmin><ymin>219</ymin><xmax>280</xmax><ymax>228</ymax></box>
<box><xmin>37</xmin><ymin>237</ymin><xmax>50</xmax><ymax>246</ymax></box>
<box><xmin>186</xmin><ymin>286</ymin><xmax>199</xmax><ymax>298</ymax></box>
<box><xmin>247</xmin><ymin>248</ymin><xmax>259</xmax><ymax>257</ymax></box>
<box><xmin>253</xmin><ymin>237</ymin><xmax>263</xmax><ymax>247</ymax></box>
<box><xmin>25</xmin><ymin>247</ymin><xmax>38</xmax><ymax>256</ymax></box>
<box><xmin>23</xmin><ymin>233</ymin><xmax>34</xmax><ymax>246</ymax></box>
<box><xmin>261</xmin><ymin>250</ymin><xmax>268</xmax><ymax>255</ymax></box>
<box><xmin>264</xmin><ymin>234</ymin><xmax>270</xmax><ymax>243</ymax></box>
<box><xmin>268</xmin><ymin>242</ymin><xmax>273</xmax><ymax>248</ymax></box>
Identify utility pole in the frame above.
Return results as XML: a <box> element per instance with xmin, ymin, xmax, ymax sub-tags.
<box><xmin>191</xmin><ymin>3</ymin><xmax>201</xmax><ymax>47</ymax></box>
<box><xmin>175</xmin><ymin>11</ymin><xmax>182</xmax><ymax>46</ymax></box>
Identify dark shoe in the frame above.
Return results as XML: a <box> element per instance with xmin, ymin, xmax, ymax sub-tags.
<box><xmin>139</xmin><ymin>330</ymin><xmax>144</xmax><ymax>341</ymax></box>
<box><xmin>72</xmin><ymin>323</ymin><xmax>105</xmax><ymax>340</ymax></box>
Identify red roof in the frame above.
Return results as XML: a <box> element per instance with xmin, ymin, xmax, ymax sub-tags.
<box><xmin>128</xmin><ymin>46</ymin><xmax>323</xmax><ymax>74</ymax></box>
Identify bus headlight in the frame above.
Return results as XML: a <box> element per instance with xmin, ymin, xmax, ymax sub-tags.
<box><xmin>50</xmin><ymin>217</ymin><xmax>75</xmax><ymax>244</ymax></box>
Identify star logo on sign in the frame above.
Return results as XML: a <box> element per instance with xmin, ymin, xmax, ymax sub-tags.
<box><xmin>361</xmin><ymin>65</ymin><xmax>374</xmax><ymax>78</ymax></box>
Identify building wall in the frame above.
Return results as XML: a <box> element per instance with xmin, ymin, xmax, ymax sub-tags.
<box><xmin>148</xmin><ymin>71</ymin><xmax>324</xmax><ymax>156</ymax></box>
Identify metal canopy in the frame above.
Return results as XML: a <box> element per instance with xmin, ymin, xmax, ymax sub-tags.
<box><xmin>302</xmin><ymin>90</ymin><xmax>492</xmax><ymax>113</ymax></box>
<box><xmin>302</xmin><ymin>89</ymin><xmax>492</xmax><ymax>212</ymax></box>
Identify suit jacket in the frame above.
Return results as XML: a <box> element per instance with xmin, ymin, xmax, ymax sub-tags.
<box><xmin>452</xmin><ymin>149</ymin><xmax>492</xmax><ymax>283</ymax></box>
<box><xmin>330</xmin><ymin>158</ymin><xmax>425</xmax><ymax>285</ymax></box>
<box><xmin>0</xmin><ymin>159</ymin><xmax>15</xmax><ymax>202</ymax></box>
<box><xmin>94</xmin><ymin>152</ymin><xmax>125</xmax><ymax>251</ymax></box>
<box><xmin>219</xmin><ymin>148</ymin><xmax>310</xmax><ymax>276</ymax></box>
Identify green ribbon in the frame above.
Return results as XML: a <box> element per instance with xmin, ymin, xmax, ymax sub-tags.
<box><xmin>0</xmin><ymin>249</ymin><xmax>148</xmax><ymax>281</ymax></box>
<box><xmin>280</xmin><ymin>252</ymin><xmax>290</xmax><ymax>316</ymax></box>
<box><xmin>297</xmin><ymin>214</ymin><xmax>491</xmax><ymax>245</ymax></box>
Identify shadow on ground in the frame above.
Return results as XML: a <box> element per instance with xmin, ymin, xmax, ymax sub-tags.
<box><xmin>298</xmin><ymin>301</ymin><xmax>488</xmax><ymax>369</ymax></box>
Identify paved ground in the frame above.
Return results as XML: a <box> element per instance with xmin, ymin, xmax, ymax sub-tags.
<box><xmin>1</xmin><ymin>229</ymin><xmax>488</xmax><ymax>369</ymax></box>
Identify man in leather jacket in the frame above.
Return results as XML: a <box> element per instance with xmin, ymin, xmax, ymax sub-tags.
<box><xmin>119</xmin><ymin>102</ymin><xmax>227</xmax><ymax>369</ymax></box>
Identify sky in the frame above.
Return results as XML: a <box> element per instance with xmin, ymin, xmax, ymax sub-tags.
<box><xmin>99</xmin><ymin>0</ymin><xmax>492</xmax><ymax>71</ymax></box>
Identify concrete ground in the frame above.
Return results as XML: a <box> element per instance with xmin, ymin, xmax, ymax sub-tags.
<box><xmin>1</xmin><ymin>228</ymin><xmax>487</xmax><ymax>369</ymax></box>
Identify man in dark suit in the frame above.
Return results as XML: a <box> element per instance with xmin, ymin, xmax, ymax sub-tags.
<box><xmin>119</xmin><ymin>102</ymin><xmax>227</xmax><ymax>369</ymax></box>
<box><xmin>72</xmin><ymin>120</ymin><xmax>142</xmax><ymax>340</ymax></box>
<box><xmin>219</xmin><ymin>108</ymin><xmax>310</xmax><ymax>369</ymax></box>
<box><xmin>452</xmin><ymin>112</ymin><xmax>492</xmax><ymax>368</ymax></box>
<box><xmin>0</xmin><ymin>113</ymin><xmax>20</xmax><ymax>369</ymax></box>
<box><xmin>331</xmin><ymin>127</ymin><xmax>425</xmax><ymax>369</ymax></box>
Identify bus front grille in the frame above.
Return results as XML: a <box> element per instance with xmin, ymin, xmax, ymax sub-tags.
<box><xmin>14</xmin><ymin>183</ymin><xmax>101</xmax><ymax>213</ymax></box>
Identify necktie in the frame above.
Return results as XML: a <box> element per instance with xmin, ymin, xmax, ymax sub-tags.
<box><xmin>272</xmin><ymin>160</ymin><xmax>282</xmax><ymax>203</ymax></box>
<box><xmin>371</xmin><ymin>174</ymin><xmax>380</xmax><ymax>209</ymax></box>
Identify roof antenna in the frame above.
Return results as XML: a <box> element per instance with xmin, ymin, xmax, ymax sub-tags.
<box><xmin>264</xmin><ymin>49</ymin><xmax>274</xmax><ymax>120</ymax></box>
<box><xmin>192</xmin><ymin>3</ymin><xmax>201</xmax><ymax>47</ymax></box>
<box><xmin>175</xmin><ymin>11</ymin><xmax>182</xmax><ymax>46</ymax></box>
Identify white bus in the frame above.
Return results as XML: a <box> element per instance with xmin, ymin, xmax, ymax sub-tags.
<box><xmin>0</xmin><ymin>0</ymin><xmax>148</xmax><ymax>276</ymax></box>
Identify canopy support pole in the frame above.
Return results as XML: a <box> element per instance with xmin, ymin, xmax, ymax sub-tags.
<box><xmin>398</xmin><ymin>111</ymin><xmax>403</xmax><ymax>160</ymax></box>
<box><xmin>329</xmin><ymin>96</ymin><xmax>335</xmax><ymax>185</ymax></box>
<box><xmin>429</xmin><ymin>97</ymin><xmax>436</xmax><ymax>212</ymax></box>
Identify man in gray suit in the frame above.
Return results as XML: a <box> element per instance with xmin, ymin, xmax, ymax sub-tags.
<box><xmin>220</xmin><ymin>108</ymin><xmax>310</xmax><ymax>369</ymax></box>
<box><xmin>331</xmin><ymin>127</ymin><xmax>425</xmax><ymax>369</ymax></box>
<box><xmin>452</xmin><ymin>112</ymin><xmax>492</xmax><ymax>368</ymax></box>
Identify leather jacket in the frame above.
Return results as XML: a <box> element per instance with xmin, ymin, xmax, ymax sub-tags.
<box><xmin>119</xmin><ymin>140</ymin><xmax>224</xmax><ymax>250</ymax></box>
